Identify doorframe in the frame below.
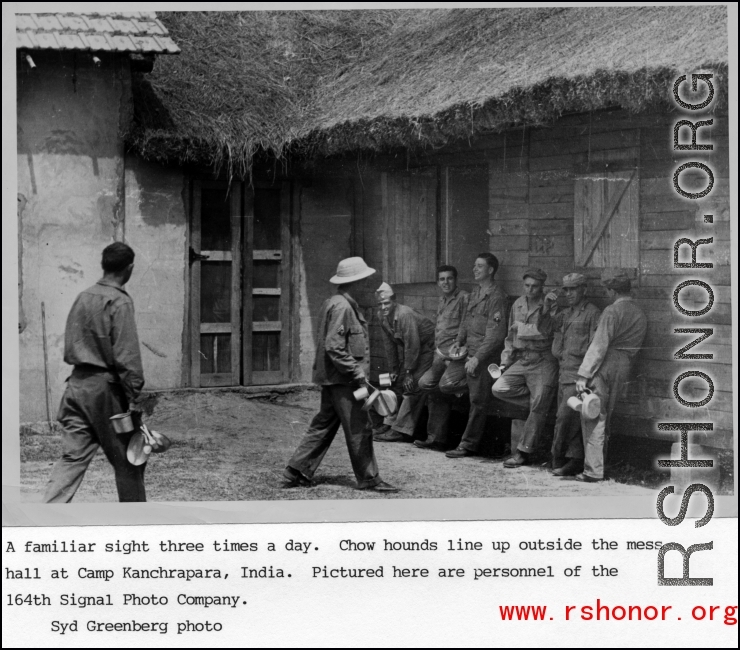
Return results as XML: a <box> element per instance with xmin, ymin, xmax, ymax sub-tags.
<box><xmin>188</xmin><ymin>179</ymin><xmax>243</xmax><ymax>388</ymax></box>
<box><xmin>184</xmin><ymin>176</ymin><xmax>294</xmax><ymax>387</ymax></box>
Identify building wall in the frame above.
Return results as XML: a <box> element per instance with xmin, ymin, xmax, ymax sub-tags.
<box><xmin>349</xmin><ymin>108</ymin><xmax>731</xmax><ymax>448</ymax></box>
<box><xmin>295</xmin><ymin>175</ymin><xmax>354</xmax><ymax>380</ymax></box>
<box><xmin>17</xmin><ymin>52</ymin><xmax>131</xmax><ymax>423</ymax></box>
<box><xmin>124</xmin><ymin>156</ymin><xmax>188</xmax><ymax>390</ymax></box>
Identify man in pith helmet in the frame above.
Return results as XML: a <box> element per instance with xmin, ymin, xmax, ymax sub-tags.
<box><xmin>373</xmin><ymin>282</ymin><xmax>435</xmax><ymax>443</ymax></box>
<box><xmin>283</xmin><ymin>257</ymin><xmax>398</xmax><ymax>492</ymax></box>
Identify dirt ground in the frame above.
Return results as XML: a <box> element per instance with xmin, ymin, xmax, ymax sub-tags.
<box><xmin>21</xmin><ymin>388</ymin><xmax>662</xmax><ymax>502</ymax></box>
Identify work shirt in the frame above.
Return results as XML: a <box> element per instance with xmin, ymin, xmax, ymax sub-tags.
<box><xmin>434</xmin><ymin>287</ymin><xmax>469</xmax><ymax>352</ymax></box>
<box><xmin>578</xmin><ymin>296</ymin><xmax>647</xmax><ymax>379</ymax></box>
<box><xmin>312</xmin><ymin>292</ymin><xmax>370</xmax><ymax>386</ymax></box>
<box><xmin>63</xmin><ymin>279</ymin><xmax>145</xmax><ymax>403</ymax></box>
<box><xmin>500</xmin><ymin>295</ymin><xmax>556</xmax><ymax>367</ymax></box>
<box><xmin>380</xmin><ymin>303</ymin><xmax>435</xmax><ymax>374</ymax></box>
<box><xmin>456</xmin><ymin>283</ymin><xmax>508</xmax><ymax>363</ymax></box>
<box><xmin>552</xmin><ymin>299</ymin><xmax>602</xmax><ymax>383</ymax></box>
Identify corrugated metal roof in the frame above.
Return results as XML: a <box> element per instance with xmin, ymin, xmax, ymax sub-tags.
<box><xmin>15</xmin><ymin>11</ymin><xmax>179</xmax><ymax>54</ymax></box>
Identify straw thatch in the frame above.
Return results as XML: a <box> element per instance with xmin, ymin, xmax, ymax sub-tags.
<box><xmin>129</xmin><ymin>7</ymin><xmax>728</xmax><ymax>177</ymax></box>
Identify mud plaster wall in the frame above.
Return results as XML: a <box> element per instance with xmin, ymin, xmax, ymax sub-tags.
<box><xmin>17</xmin><ymin>52</ymin><xmax>130</xmax><ymax>423</ymax></box>
<box><xmin>296</xmin><ymin>177</ymin><xmax>353</xmax><ymax>380</ymax></box>
<box><xmin>124</xmin><ymin>156</ymin><xmax>187</xmax><ymax>390</ymax></box>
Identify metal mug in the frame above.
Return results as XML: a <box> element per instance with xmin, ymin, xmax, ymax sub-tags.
<box><xmin>353</xmin><ymin>386</ymin><xmax>369</xmax><ymax>401</ymax></box>
<box><xmin>110</xmin><ymin>412</ymin><xmax>135</xmax><ymax>434</ymax></box>
<box><xmin>379</xmin><ymin>373</ymin><xmax>393</xmax><ymax>387</ymax></box>
<box><xmin>487</xmin><ymin>363</ymin><xmax>502</xmax><ymax>380</ymax></box>
<box><xmin>566</xmin><ymin>395</ymin><xmax>583</xmax><ymax>412</ymax></box>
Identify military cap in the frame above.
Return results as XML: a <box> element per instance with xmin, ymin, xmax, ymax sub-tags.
<box><xmin>601</xmin><ymin>269</ymin><xmax>632</xmax><ymax>290</ymax></box>
<box><xmin>523</xmin><ymin>268</ymin><xmax>547</xmax><ymax>282</ymax></box>
<box><xmin>375</xmin><ymin>282</ymin><xmax>395</xmax><ymax>300</ymax></box>
<box><xmin>562</xmin><ymin>272</ymin><xmax>587</xmax><ymax>288</ymax></box>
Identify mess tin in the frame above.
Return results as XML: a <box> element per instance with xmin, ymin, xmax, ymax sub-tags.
<box><xmin>110</xmin><ymin>412</ymin><xmax>135</xmax><ymax>434</ymax></box>
<box><xmin>373</xmin><ymin>390</ymin><xmax>398</xmax><ymax>417</ymax></box>
<box><xmin>379</xmin><ymin>373</ymin><xmax>393</xmax><ymax>387</ymax></box>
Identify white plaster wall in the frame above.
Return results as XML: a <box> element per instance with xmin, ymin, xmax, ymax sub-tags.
<box><xmin>17</xmin><ymin>53</ymin><xmax>128</xmax><ymax>423</ymax></box>
<box><xmin>124</xmin><ymin>156</ymin><xmax>187</xmax><ymax>390</ymax></box>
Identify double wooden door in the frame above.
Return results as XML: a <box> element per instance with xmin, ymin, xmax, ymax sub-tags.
<box><xmin>189</xmin><ymin>180</ymin><xmax>290</xmax><ymax>387</ymax></box>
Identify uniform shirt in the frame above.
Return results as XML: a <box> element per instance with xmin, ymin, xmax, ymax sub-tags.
<box><xmin>312</xmin><ymin>292</ymin><xmax>370</xmax><ymax>386</ymax></box>
<box><xmin>434</xmin><ymin>287</ymin><xmax>469</xmax><ymax>352</ymax></box>
<box><xmin>456</xmin><ymin>282</ymin><xmax>508</xmax><ymax>363</ymax></box>
<box><xmin>578</xmin><ymin>296</ymin><xmax>648</xmax><ymax>379</ymax></box>
<box><xmin>64</xmin><ymin>279</ymin><xmax>145</xmax><ymax>402</ymax></box>
<box><xmin>551</xmin><ymin>299</ymin><xmax>602</xmax><ymax>383</ymax></box>
<box><xmin>500</xmin><ymin>294</ymin><xmax>556</xmax><ymax>367</ymax></box>
<box><xmin>380</xmin><ymin>303</ymin><xmax>435</xmax><ymax>374</ymax></box>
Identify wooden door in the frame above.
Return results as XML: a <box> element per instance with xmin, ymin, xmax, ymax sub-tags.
<box><xmin>381</xmin><ymin>168</ymin><xmax>437</xmax><ymax>284</ymax></box>
<box><xmin>243</xmin><ymin>182</ymin><xmax>291</xmax><ymax>385</ymax></box>
<box><xmin>189</xmin><ymin>180</ymin><xmax>243</xmax><ymax>387</ymax></box>
<box><xmin>574</xmin><ymin>169</ymin><xmax>639</xmax><ymax>268</ymax></box>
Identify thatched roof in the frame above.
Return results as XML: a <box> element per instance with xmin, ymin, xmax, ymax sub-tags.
<box><xmin>130</xmin><ymin>6</ymin><xmax>728</xmax><ymax>176</ymax></box>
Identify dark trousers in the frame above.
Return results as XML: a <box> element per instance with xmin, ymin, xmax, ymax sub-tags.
<box><xmin>492</xmin><ymin>354</ymin><xmax>558</xmax><ymax>454</ymax></box>
<box><xmin>438</xmin><ymin>358</ymin><xmax>493</xmax><ymax>452</ymax></box>
<box><xmin>43</xmin><ymin>370</ymin><xmax>146</xmax><ymax>503</ymax></box>
<box><xmin>418</xmin><ymin>352</ymin><xmax>455</xmax><ymax>445</ymax></box>
<box><xmin>551</xmin><ymin>383</ymin><xmax>584</xmax><ymax>461</ymax></box>
<box><xmin>287</xmin><ymin>384</ymin><xmax>381</xmax><ymax>489</ymax></box>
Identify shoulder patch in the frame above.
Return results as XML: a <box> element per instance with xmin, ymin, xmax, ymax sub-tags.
<box><xmin>337</xmin><ymin>324</ymin><xmax>345</xmax><ymax>336</ymax></box>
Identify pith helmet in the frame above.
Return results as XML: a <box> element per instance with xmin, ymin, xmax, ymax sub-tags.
<box><xmin>329</xmin><ymin>257</ymin><xmax>376</xmax><ymax>284</ymax></box>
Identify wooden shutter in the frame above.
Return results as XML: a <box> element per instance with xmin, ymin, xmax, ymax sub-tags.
<box><xmin>574</xmin><ymin>169</ymin><xmax>639</xmax><ymax>268</ymax></box>
<box><xmin>382</xmin><ymin>168</ymin><xmax>437</xmax><ymax>284</ymax></box>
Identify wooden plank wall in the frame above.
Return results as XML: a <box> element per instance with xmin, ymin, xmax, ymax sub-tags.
<box><xmin>349</xmin><ymin>108</ymin><xmax>731</xmax><ymax>448</ymax></box>
<box><xmin>487</xmin><ymin>109</ymin><xmax>731</xmax><ymax>449</ymax></box>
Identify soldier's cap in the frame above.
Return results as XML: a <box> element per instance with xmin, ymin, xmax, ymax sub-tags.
<box><xmin>375</xmin><ymin>282</ymin><xmax>395</xmax><ymax>301</ymax></box>
<box><xmin>601</xmin><ymin>269</ymin><xmax>632</xmax><ymax>290</ymax></box>
<box><xmin>562</xmin><ymin>272</ymin><xmax>587</xmax><ymax>288</ymax></box>
<box><xmin>523</xmin><ymin>268</ymin><xmax>547</xmax><ymax>283</ymax></box>
<box><xmin>329</xmin><ymin>256</ymin><xmax>376</xmax><ymax>284</ymax></box>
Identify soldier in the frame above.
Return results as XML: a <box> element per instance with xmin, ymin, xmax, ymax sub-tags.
<box><xmin>43</xmin><ymin>242</ymin><xmax>147</xmax><ymax>502</ymax></box>
<box><xmin>283</xmin><ymin>257</ymin><xmax>398</xmax><ymax>492</ymax></box>
<box><xmin>373</xmin><ymin>282</ymin><xmax>436</xmax><ymax>443</ymax></box>
<box><xmin>492</xmin><ymin>268</ymin><xmax>558</xmax><ymax>468</ymax></box>
<box><xmin>546</xmin><ymin>273</ymin><xmax>601</xmax><ymax>477</ymax></box>
<box><xmin>415</xmin><ymin>265</ymin><xmax>469</xmax><ymax>451</ymax></box>
<box><xmin>443</xmin><ymin>253</ymin><xmax>508</xmax><ymax>459</ymax></box>
<box><xmin>571</xmin><ymin>270</ymin><xmax>647</xmax><ymax>482</ymax></box>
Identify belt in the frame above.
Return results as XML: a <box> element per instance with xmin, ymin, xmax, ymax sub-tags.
<box><xmin>71</xmin><ymin>364</ymin><xmax>117</xmax><ymax>380</ymax></box>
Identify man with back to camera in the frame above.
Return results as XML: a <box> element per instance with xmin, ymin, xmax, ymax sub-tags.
<box><xmin>492</xmin><ymin>268</ymin><xmax>558</xmax><ymax>468</ymax></box>
<box><xmin>415</xmin><ymin>265</ymin><xmax>469</xmax><ymax>451</ymax></box>
<box><xmin>43</xmin><ymin>242</ymin><xmax>147</xmax><ymax>502</ymax></box>
<box><xmin>443</xmin><ymin>253</ymin><xmax>508</xmax><ymax>459</ymax></box>
<box><xmin>546</xmin><ymin>273</ymin><xmax>602</xmax><ymax>477</ymax></box>
<box><xmin>570</xmin><ymin>269</ymin><xmax>647</xmax><ymax>483</ymax></box>
<box><xmin>283</xmin><ymin>256</ymin><xmax>398</xmax><ymax>492</ymax></box>
<box><xmin>373</xmin><ymin>282</ymin><xmax>436</xmax><ymax>443</ymax></box>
